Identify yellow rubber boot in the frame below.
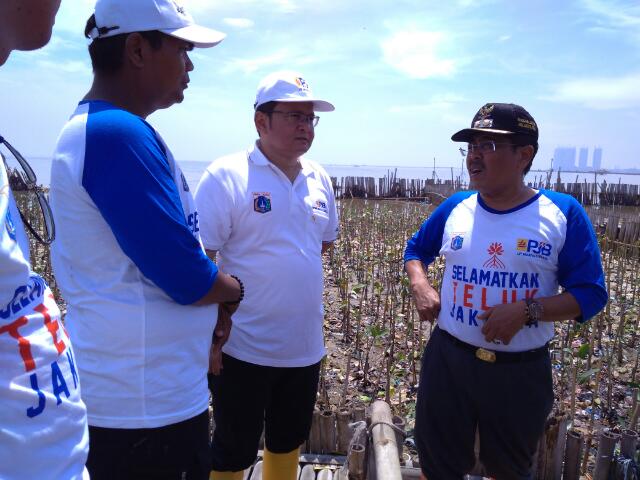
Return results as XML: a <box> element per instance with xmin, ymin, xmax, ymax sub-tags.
<box><xmin>262</xmin><ymin>447</ymin><xmax>299</xmax><ymax>480</ymax></box>
<box><xmin>209</xmin><ymin>470</ymin><xmax>243</xmax><ymax>480</ymax></box>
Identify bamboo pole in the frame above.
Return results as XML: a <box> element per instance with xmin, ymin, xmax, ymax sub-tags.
<box><xmin>593</xmin><ymin>430</ymin><xmax>619</xmax><ymax>480</ymax></box>
<box><xmin>620</xmin><ymin>428</ymin><xmax>638</xmax><ymax>458</ymax></box>
<box><xmin>319</xmin><ymin>410</ymin><xmax>336</xmax><ymax>454</ymax></box>
<box><xmin>308</xmin><ymin>408</ymin><xmax>323</xmax><ymax>453</ymax></box>
<box><xmin>353</xmin><ymin>404</ymin><xmax>366</xmax><ymax>423</ymax></box>
<box><xmin>370</xmin><ymin>400</ymin><xmax>402</xmax><ymax>480</ymax></box>
<box><xmin>399</xmin><ymin>467</ymin><xmax>422</xmax><ymax>479</ymax></box>
<box><xmin>316</xmin><ymin>467</ymin><xmax>333</xmax><ymax>480</ymax></box>
<box><xmin>336</xmin><ymin>410</ymin><xmax>352</xmax><ymax>455</ymax></box>
<box><xmin>534</xmin><ymin>414</ymin><xmax>568</xmax><ymax>480</ymax></box>
<box><xmin>299</xmin><ymin>464</ymin><xmax>315</xmax><ymax>480</ymax></box>
<box><xmin>347</xmin><ymin>443</ymin><xmax>366</xmax><ymax>480</ymax></box>
<box><xmin>392</xmin><ymin>414</ymin><xmax>406</xmax><ymax>464</ymax></box>
<box><xmin>563</xmin><ymin>429</ymin><xmax>584</xmax><ymax>480</ymax></box>
<box><xmin>630</xmin><ymin>388</ymin><xmax>639</xmax><ymax>431</ymax></box>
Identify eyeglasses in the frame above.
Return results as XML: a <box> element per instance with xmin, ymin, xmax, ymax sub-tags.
<box><xmin>271</xmin><ymin>111</ymin><xmax>320</xmax><ymax>127</ymax></box>
<box><xmin>459</xmin><ymin>141</ymin><xmax>515</xmax><ymax>157</ymax></box>
<box><xmin>0</xmin><ymin>135</ymin><xmax>55</xmax><ymax>245</ymax></box>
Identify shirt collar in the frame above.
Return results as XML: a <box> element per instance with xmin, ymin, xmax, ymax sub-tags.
<box><xmin>248</xmin><ymin>141</ymin><xmax>314</xmax><ymax>177</ymax></box>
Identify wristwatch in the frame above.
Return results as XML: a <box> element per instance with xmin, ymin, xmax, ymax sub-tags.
<box><xmin>524</xmin><ymin>298</ymin><xmax>543</xmax><ymax>326</ymax></box>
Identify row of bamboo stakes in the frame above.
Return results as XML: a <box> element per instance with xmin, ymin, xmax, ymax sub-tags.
<box><xmin>209</xmin><ymin>398</ymin><xmax>638</xmax><ymax>479</ymax></box>
<box><xmin>330</xmin><ymin>176</ymin><xmax>640</xmax><ymax>246</ymax></box>
<box><xmin>207</xmin><ymin>401</ymin><xmax>407</xmax><ymax>479</ymax></box>
<box><xmin>331</xmin><ymin>174</ymin><xmax>640</xmax><ymax>207</ymax></box>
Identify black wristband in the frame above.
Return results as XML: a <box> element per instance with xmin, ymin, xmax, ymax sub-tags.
<box><xmin>224</xmin><ymin>274</ymin><xmax>244</xmax><ymax>305</ymax></box>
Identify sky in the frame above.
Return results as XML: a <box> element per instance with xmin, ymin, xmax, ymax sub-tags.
<box><xmin>1</xmin><ymin>0</ymin><xmax>639</xmax><ymax>171</ymax></box>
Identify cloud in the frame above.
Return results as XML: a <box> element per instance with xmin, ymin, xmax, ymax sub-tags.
<box><xmin>381</xmin><ymin>30</ymin><xmax>456</xmax><ymax>79</ymax></box>
<box><xmin>36</xmin><ymin>60</ymin><xmax>92</xmax><ymax>75</ymax></box>
<box><xmin>498</xmin><ymin>35</ymin><xmax>511</xmax><ymax>42</ymax></box>
<box><xmin>580</xmin><ymin>0</ymin><xmax>640</xmax><ymax>28</ymax></box>
<box><xmin>545</xmin><ymin>72</ymin><xmax>640</xmax><ymax>109</ymax></box>
<box><xmin>188</xmin><ymin>0</ymin><xmax>298</xmax><ymax>14</ymax></box>
<box><xmin>223</xmin><ymin>50</ymin><xmax>291</xmax><ymax>74</ymax></box>
<box><xmin>579</xmin><ymin>0</ymin><xmax>640</xmax><ymax>43</ymax></box>
<box><xmin>223</xmin><ymin>18</ymin><xmax>255</xmax><ymax>28</ymax></box>
<box><xmin>388</xmin><ymin>93</ymin><xmax>466</xmax><ymax>113</ymax></box>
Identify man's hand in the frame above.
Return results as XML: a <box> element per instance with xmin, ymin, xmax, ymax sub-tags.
<box><xmin>209</xmin><ymin>303</ymin><xmax>233</xmax><ymax>375</ymax></box>
<box><xmin>405</xmin><ymin>259</ymin><xmax>441</xmax><ymax>323</ymax></box>
<box><xmin>411</xmin><ymin>280</ymin><xmax>441</xmax><ymax>323</ymax></box>
<box><xmin>478</xmin><ymin>301</ymin><xmax>527</xmax><ymax>345</ymax></box>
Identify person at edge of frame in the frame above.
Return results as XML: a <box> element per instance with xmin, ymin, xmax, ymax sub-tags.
<box><xmin>404</xmin><ymin>102</ymin><xmax>607</xmax><ymax>480</ymax></box>
<box><xmin>48</xmin><ymin>1</ymin><xmax>243</xmax><ymax>479</ymax></box>
<box><xmin>194</xmin><ymin>71</ymin><xmax>339</xmax><ymax>480</ymax></box>
<box><xmin>0</xmin><ymin>1</ymin><xmax>90</xmax><ymax>479</ymax></box>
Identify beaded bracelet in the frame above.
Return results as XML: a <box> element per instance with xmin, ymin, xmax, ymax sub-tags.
<box><xmin>224</xmin><ymin>274</ymin><xmax>244</xmax><ymax>305</ymax></box>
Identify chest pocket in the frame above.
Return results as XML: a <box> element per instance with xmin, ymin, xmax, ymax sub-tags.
<box><xmin>306</xmin><ymin>191</ymin><xmax>331</xmax><ymax>248</ymax></box>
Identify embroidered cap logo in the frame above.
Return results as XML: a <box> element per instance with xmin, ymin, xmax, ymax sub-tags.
<box><xmin>172</xmin><ymin>0</ymin><xmax>186</xmax><ymax>15</ymax></box>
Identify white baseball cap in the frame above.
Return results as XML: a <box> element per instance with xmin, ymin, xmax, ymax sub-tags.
<box><xmin>88</xmin><ymin>0</ymin><xmax>226</xmax><ymax>48</ymax></box>
<box><xmin>254</xmin><ymin>71</ymin><xmax>335</xmax><ymax>112</ymax></box>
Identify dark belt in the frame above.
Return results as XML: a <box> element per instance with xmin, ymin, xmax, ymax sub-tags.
<box><xmin>437</xmin><ymin>326</ymin><xmax>549</xmax><ymax>364</ymax></box>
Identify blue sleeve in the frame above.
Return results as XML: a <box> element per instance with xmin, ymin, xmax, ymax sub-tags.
<box><xmin>543</xmin><ymin>191</ymin><xmax>608</xmax><ymax>322</ymax></box>
<box><xmin>82</xmin><ymin>106</ymin><xmax>217</xmax><ymax>305</ymax></box>
<box><xmin>404</xmin><ymin>191</ymin><xmax>474</xmax><ymax>265</ymax></box>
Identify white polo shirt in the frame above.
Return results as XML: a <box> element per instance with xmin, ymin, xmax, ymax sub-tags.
<box><xmin>195</xmin><ymin>143</ymin><xmax>339</xmax><ymax>367</ymax></box>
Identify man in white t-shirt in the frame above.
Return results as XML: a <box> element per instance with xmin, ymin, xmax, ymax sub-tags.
<box><xmin>195</xmin><ymin>71</ymin><xmax>339</xmax><ymax>480</ymax></box>
<box><xmin>49</xmin><ymin>1</ymin><xmax>243</xmax><ymax>479</ymax></box>
<box><xmin>1</xmin><ymin>1</ymin><xmax>90</xmax><ymax>479</ymax></box>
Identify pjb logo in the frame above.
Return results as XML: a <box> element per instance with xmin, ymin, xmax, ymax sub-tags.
<box><xmin>517</xmin><ymin>238</ymin><xmax>552</xmax><ymax>257</ymax></box>
<box><xmin>253</xmin><ymin>192</ymin><xmax>272</xmax><ymax>214</ymax></box>
<box><xmin>313</xmin><ymin>200</ymin><xmax>328</xmax><ymax>213</ymax></box>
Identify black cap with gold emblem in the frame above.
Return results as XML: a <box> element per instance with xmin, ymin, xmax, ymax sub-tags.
<box><xmin>451</xmin><ymin>103</ymin><xmax>538</xmax><ymax>143</ymax></box>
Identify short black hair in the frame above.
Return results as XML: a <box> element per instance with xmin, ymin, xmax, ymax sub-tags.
<box><xmin>255</xmin><ymin>101</ymin><xmax>277</xmax><ymax>115</ymax></box>
<box><xmin>509</xmin><ymin>134</ymin><xmax>538</xmax><ymax>175</ymax></box>
<box><xmin>254</xmin><ymin>101</ymin><xmax>278</xmax><ymax>137</ymax></box>
<box><xmin>84</xmin><ymin>14</ymin><xmax>165</xmax><ymax>75</ymax></box>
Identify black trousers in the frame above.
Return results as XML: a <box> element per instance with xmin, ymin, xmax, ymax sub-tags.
<box><xmin>86</xmin><ymin>409</ymin><xmax>211</xmax><ymax>480</ymax></box>
<box><xmin>415</xmin><ymin>327</ymin><xmax>553</xmax><ymax>480</ymax></box>
<box><xmin>208</xmin><ymin>353</ymin><xmax>321</xmax><ymax>472</ymax></box>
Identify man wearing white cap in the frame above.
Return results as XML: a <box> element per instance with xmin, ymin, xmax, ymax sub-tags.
<box><xmin>49</xmin><ymin>1</ymin><xmax>243</xmax><ymax>478</ymax></box>
<box><xmin>195</xmin><ymin>71</ymin><xmax>338</xmax><ymax>480</ymax></box>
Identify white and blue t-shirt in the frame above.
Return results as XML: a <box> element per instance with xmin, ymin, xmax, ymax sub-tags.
<box><xmin>405</xmin><ymin>190</ymin><xmax>607</xmax><ymax>351</ymax></box>
<box><xmin>50</xmin><ymin>100</ymin><xmax>218</xmax><ymax>428</ymax></box>
<box><xmin>1</xmin><ymin>161</ymin><xmax>89</xmax><ymax>479</ymax></box>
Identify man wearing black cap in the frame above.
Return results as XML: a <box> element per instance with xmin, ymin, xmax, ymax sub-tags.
<box><xmin>404</xmin><ymin>103</ymin><xmax>607</xmax><ymax>479</ymax></box>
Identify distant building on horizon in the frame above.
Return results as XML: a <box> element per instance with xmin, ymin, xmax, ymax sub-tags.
<box><xmin>593</xmin><ymin>147</ymin><xmax>603</xmax><ymax>170</ymax></box>
<box><xmin>578</xmin><ymin>147</ymin><xmax>588</xmax><ymax>169</ymax></box>
<box><xmin>552</xmin><ymin>146</ymin><xmax>604</xmax><ymax>171</ymax></box>
<box><xmin>553</xmin><ymin>147</ymin><xmax>576</xmax><ymax>171</ymax></box>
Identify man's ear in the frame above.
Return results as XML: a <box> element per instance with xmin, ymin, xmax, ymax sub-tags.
<box><xmin>518</xmin><ymin>145</ymin><xmax>535</xmax><ymax>171</ymax></box>
<box><xmin>124</xmin><ymin>33</ymin><xmax>147</xmax><ymax>68</ymax></box>
<box><xmin>254</xmin><ymin>111</ymin><xmax>269</xmax><ymax>137</ymax></box>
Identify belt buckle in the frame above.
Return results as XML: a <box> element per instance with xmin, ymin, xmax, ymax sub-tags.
<box><xmin>475</xmin><ymin>347</ymin><xmax>496</xmax><ymax>363</ymax></box>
